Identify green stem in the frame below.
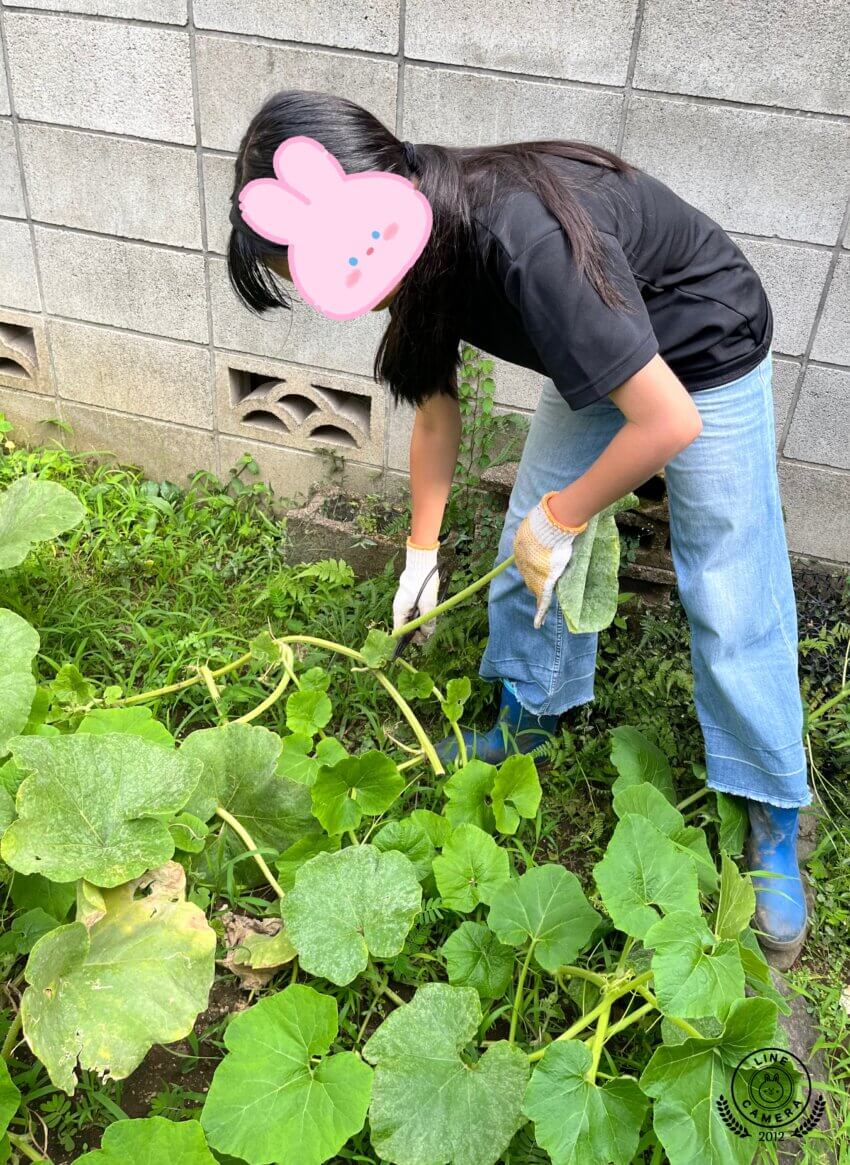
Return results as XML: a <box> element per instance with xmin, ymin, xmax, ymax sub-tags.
<box><xmin>429</xmin><ymin>681</ymin><xmax>468</xmax><ymax>767</ymax></box>
<box><xmin>808</xmin><ymin>683</ymin><xmax>850</xmax><ymax>724</ymax></box>
<box><xmin>347</xmin><ymin>830</ymin><xmax>360</xmax><ymax>848</ymax></box>
<box><xmin>114</xmin><ymin>652</ymin><xmax>253</xmax><ymax>706</ymax></box>
<box><xmin>198</xmin><ymin>664</ymin><xmax>223</xmax><ymax>709</ymax></box>
<box><xmin>601</xmin><ymin>1000</ymin><xmax>656</xmax><ymax>1041</ymax></box>
<box><xmin>275</xmin><ymin>635</ymin><xmax>443</xmax><ymax>774</ymax></box>
<box><xmin>276</xmin><ymin>634</ymin><xmax>364</xmax><ymax>662</ymax></box>
<box><xmin>614</xmin><ymin>936</ymin><xmax>635</xmax><ymax>975</ymax></box>
<box><xmin>558</xmin><ymin>964</ymin><xmax>607</xmax><ymax>987</ymax></box>
<box><xmin>528</xmin><ymin>971</ymin><xmax>653</xmax><ymax>1063</ymax></box>
<box><xmin>232</xmin><ymin>666</ymin><xmax>292</xmax><ymax>725</ymax></box>
<box><xmin>6</xmin><ymin>1132</ymin><xmax>52</xmax><ymax>1164</ymax></box>
<box><xmin>509</xmin><ymin>943</ymin><xmax>536</xmax><ymax>1045</ymax></box>
<box><xmin>635</xmin><ymin>986</ymin><xmax>703</xmax><ymax>1039</ymax></box>
<box><xmin>373</xmin><ymin>671</ymin><xmax>444</xmax><ymax>776</ymax></box>
<box><xmin>1</xmin><ymin>1010</ymin><xmax>22</xmax><ymax>1060</ymax></box>
<box><xmin>214</xmin><ymin>807</ymin><xmax>285</xmax><ymax>899</ymax></box>
<box><xmin>676</xmin><ymin>787</ymin><xmax>709</xmax><ymax>812</ymax></box>
<box><xmin>392</xmin><ymin>555</ymin><xmax>515</xmax><ymax>639</ymax></box>
<box><xmin>397</xmin><ymin>753</ymin><xmax>425</xmax><ymax>772</ymax></box>
<box><xmin>586</xmin><ymin>998</ymin><xmax>612</xmax><ymax>1084</ymax></box>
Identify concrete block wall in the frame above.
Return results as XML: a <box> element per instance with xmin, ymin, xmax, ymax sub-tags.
<box><xmin>0</xmin><ymin>0</ymin><xmax>848</xmax><ymax>563</ymax></box>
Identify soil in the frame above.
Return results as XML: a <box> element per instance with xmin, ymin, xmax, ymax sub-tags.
<box><xmin>44</xmin><ymin>979</ymin><xmax>246</xmax><ymax>1163</ymax></box>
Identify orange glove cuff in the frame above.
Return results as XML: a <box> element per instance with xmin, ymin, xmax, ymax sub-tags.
<box><xmin>540</xmin><ymin>492</ymin><xmax>588</xmax><ymax>536</ymax></box>
<box><xmin>406</xmin><ymin>536</ymin><xmax>440</xmax><ymax>552</ymax></box>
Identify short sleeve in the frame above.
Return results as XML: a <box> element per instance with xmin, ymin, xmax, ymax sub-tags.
<box><xmin>503</xmin><ymin>228</ymin><xmax>659</xmax><ymax>409</ymax></box>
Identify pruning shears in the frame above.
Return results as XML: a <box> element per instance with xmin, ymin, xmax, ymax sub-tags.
<box><xmin>391</xmin><ymin>538</ymin><xmax>455</xmax><ymax>661</ymax></box>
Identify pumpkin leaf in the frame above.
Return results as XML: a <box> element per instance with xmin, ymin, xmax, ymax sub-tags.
<box><xmin>275</xmin><ymin>833</ymin><xmax>340</xmax><ymax>892</ymax></box>
<box><xmin>73</xmin><ymin>1117</ymin><xmax>216</xmax><ymax>1164</ymax></box>
<box><xmin>2</xmin><ymin>734</ymin><xmax>201</xmax><ymax>887</ymax></box>
<box><xmin>440</xmin><ymin>921</ymin><xmax>514</xmax><ymax>999</ymax></box>
<box><xmin>433</xmin><ymin>824</ymin><xmax>510</xmax><ymax>912</ymax></box>
<box><xmin>359</xmin><ymin>628</ymin><xmax>396</xmax><ymax>669</ymax></box>
<box><xmin>363</xmin><ymin>982</ymin><xmax>529</xmax><ymax>1165</ymax></box>
<box><xmin>181</xmin><ymin>723</ymin><xmax>317</xmax><ymax>855</ymax></box>
<box><xmin>276</xmin><ymin>732</ymin><xmax>319</xmax><ymax>785</ymax></box>
<box><xmin>714</xmin><ymin>853</ymin><xmax>756</xmax><ymax>940</ymax></box>
<box><xmin>645</xmin><ymin>910</ymin><xmax>744</xmax><ymax>1020</ymax></box>
<box><xmin>0</xmin><ymin>475</ymin><xmax>85</xmax><ymax>571</ymax></box>
<box><xmin>0</xmin><ymin>1059</ymin><xmax>20</xmax><ymax>1139</ymax></box>
<box><xmin>21</xmin><ymin>862</ymin><xmax>215</xmax><ymax>1094</ymax></box>
<box><xmin>285</xmin><ymin>689</ymin><xmax>332</xmax><ymax>737</ymax></box>
<box><xmin>202</xmin><ymin>985</ymin><xmax>371</xmax><ymax>1165</ymax></box>
<box><xmin>491</xmin><ymin>755</ymin><xmax>541</xmax><ymax>835</ymax></box>
<box><xmin>523</xmin><ymin>1041</ymin><xmax>648</xmax><ymax>1165</ymax></box>
<box><xmin>410</xmin><ymin>808</ymin><xmax>453</xmax><ymax>849</ymax></box>
<box><xmin>639</xmin><ymin>997</ymin><xmax>779</xmax><ymax>1165</ymax></box>
<box><xmin>373</xmin><ymin>817</ymin><xmax>436</xmax><ymax>881</ymax></box>
<box><xmin>76</xmin><ymin>706</ymin><xmax>174</xmax><ymax>746</ymax></box>
<box><xmin>609</xmin><ymin>726</ymin><xmax>676</xmax><ymax>803</ymax></box>
<box><xmin>487</xmin><ymin>865</ymin><xmax>601</xmax><ymax>973</ymax></box>
<box><xmin>614</xmin><ymin>782</ymin><xmax>718</xmax><ymax>893</ymax></box>
<box><xmin>555</xmin><ymin>494</ymin><xmax>638</xmax><ymax>634</ymax></box>
<box><xmin>593</xmin><ymin>814</ymin><xmax>701</xmax><ymax>939</ymax></box>
<box><xmin>716</xmin><ymin>792</ymin><xmax>749</xmax><ymax>856</ymax></box>
<box><xmin>311</xmin><ymin>750</ymin><xmax>403</xmax><ymax>835</ymax></box>
<box><xmin>443</xmin><ymin>760</ymin><xmax>496</xmax><ymax>832</ymax></box>
<box><xmin>0</xmin><ymin>609</ymin><xmax>38</xmax><ymax>755</ymax></box>
<box><xmin>282</xmin><ymin>845</ymin><xmax>421</xmax><ymax>985</ymax></box>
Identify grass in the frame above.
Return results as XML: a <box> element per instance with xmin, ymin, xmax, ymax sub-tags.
<box><xmin>0</xmin><ymin>431</ymin><xmax>848</xmax><ymax>1161</ymax></box>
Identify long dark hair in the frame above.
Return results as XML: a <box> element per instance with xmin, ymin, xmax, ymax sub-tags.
<box><xmin>227</xmin><ymin>90</ymin><xmax>635</xmax><ymax>407</ymax></box>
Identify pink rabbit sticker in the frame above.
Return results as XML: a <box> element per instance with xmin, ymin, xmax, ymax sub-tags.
<box><xmin>238</xmin><ymin>136</ymin><xmax>433</xmax><ymax>321</ymax></box>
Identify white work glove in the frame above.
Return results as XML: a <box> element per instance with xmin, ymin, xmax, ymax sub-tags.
<box><xmin>513</xmin><ymin>492</ymin><xmax>587</xmax><ymax>629</ymax></box>
<box><xmin>392</xmin><ymin>538</ymin><xmax>440</xmax><ymax>643</ymax></box>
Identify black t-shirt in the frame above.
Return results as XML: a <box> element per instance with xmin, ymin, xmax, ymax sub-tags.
<box><xmin>454</xmin><ymin>156</ymin><xmax>773</xmax><ymax>409</ymax></box>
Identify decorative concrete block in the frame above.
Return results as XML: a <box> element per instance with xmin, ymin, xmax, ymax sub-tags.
<box><xmin>202</xmin><ymin>153</ymin><xmax>235</xmax><ymax>255</ymax></box>
<box><xmin>811</xmin><ymin>253</ymin><xmax>850</xmax><ymax>365</ymax></box>
<box><xmin>0</xmin><ymin>386</ymin><xmax>60</xmax><ymax>445</ymax></box>
<box><xmin>0</xmin><ymin>66</ymin><xmax>10</xmax><ymax>116</ymax></box>
<box><xmin>215</xmin><ymin>349</ymin><xmax>385</xmax><ymax>466</ymax></box>
<box><xmin>218</xmin><ymin>435</ymin><xmax>381</xmax><ymax>506</ymax></box>
<box><xmin>488</xmin><ymin>358</ymin><xmax>542</xmax><ymax>412</ymax></box>
<box><xmin>4</xmin><ymin>0</ymin><xmax>186</xmax><ymax>21</ymax></box>
<box><xmin>406</xmin><ymin>0</ymin><xmax>639</xmax><ymax>86</ymax></box>
<box><xmin>50</xmin><ymin>320</ymin><xmax>213</xmax><ymax>427</ymax></box>
<box><xmin>772</xmin><ymin>357</ymin><xmax>800</xmax><ymax>444</ymax></box>
<box><xmin>36</xmin><ymin>227</ymin><xmax>208</xmax><ymax>343</ymax></box>
<box><xmin>0</xmin><ymin>120</ymin><xmax>25</xmax><ymax>218</ymax></box>
<box><xmin>20</xmin><ymin>125</ymin><xmax>202</xmax><ymax>249</ymax></box>
<box><xmin>59</xmin><ymin>402</ymin><xmax>218</xmax><ymax>483</ymax></box>
<box><xmin>622</xmin><ymin>96</ymin><xmax>850</xmax><ymax>245</ymax></box>
<box><xmin>196</xmin><ymin>36</ymin><xmax>398</xmax><ymax>153</ymax></box>
<box><xmin>4</xmin><ymin>13</ymin><xmax>194</xmax><ymax>143</ymax></box>
<box><xmin>386</xmin><ymin>399</ymin><xmax>414</xmax><ymax>472</ymax></box>
<box><xmin>403</xmin><ymin>66</ymin><xmax>622</xmax><ymax>151</ymax></box>
<box><xmin>732</xmin><ymin>237</ymin><xmax>832</xmax><ymax>357</ymax></box>
<box><xmin>784</xmin><ymin>365</ymin><xmax>850</xmax><ymax>471</ymax></box>
<box><xmin>208</xmin><ymin>257</ymin><xmax>384</xmax><ymax>376</ymax></box>
<box><xmin>0</xmin><ymin>308</ymin><xmax>53</xmax><ymax>395</ymax></box>
<box><xmin>194</xmin><ymin>0</ymin><xmax>399</xmax><ymax>54</ymax></box>
<box><xmin>0</xmin><ymin>219</ymin><xmax>40</xmax><ymax>311</ymax></box>
<box><xmin>635</xmin><ymin>0</ymin><xmax>850</xmax><ymax>116</ymax></box>
<box><xmin>778</xmin><ymin>461</ymin><xmax>850</xmax><ymax>562</ymax></box>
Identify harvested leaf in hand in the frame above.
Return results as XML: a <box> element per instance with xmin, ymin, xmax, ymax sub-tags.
<box><xmin>556</xmin><ymin>494</ymin><xmax>639</xmax><ymax>634</ymax></box>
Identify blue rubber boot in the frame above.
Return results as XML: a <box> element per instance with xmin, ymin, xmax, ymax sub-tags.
<box><xmin>745</xmin><ymin>801</ymin><xmax>808</xmax><ymax>966</ymax></box>
<box><xmin>435</xmin><ymin>682</ymin><xmax>560</xmax><ymax>767</ymax></box>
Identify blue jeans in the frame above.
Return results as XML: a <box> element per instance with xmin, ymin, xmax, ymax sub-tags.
<box><xmin>479</xmin><ymin>352</ymin><xmax>811</xmax><ymax>809</ymax></box>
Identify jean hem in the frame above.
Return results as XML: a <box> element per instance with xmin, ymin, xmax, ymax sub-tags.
<box><xmin>706</xmin><ymin>779</ymin><xmax>812</xmax><ymax>811</ymax></box>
